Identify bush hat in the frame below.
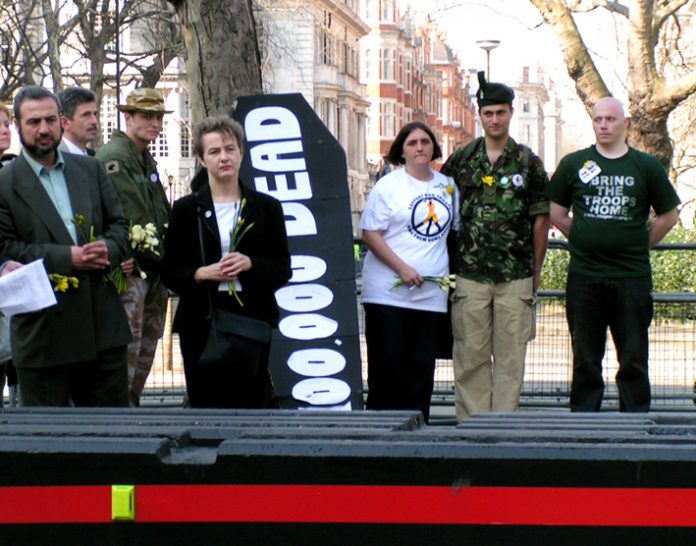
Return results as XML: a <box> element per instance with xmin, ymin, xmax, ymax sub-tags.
<box><xmin>117</xmin><ymin>88</ymin><xmax>173</xmax><ymax>114</ymax></box>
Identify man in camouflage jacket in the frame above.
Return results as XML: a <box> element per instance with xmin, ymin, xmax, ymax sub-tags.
<box><xmin>96</xmin><ymin>88</ymin><xmax>171</xmax><ymax>407</ymax></box>
<box><xmin>441</xmin><ymin>72</ymin><xmax>550</xmax><ymax>421</ymax></box>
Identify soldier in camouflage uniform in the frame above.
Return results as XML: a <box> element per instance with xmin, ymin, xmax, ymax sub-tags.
<box><xmin>441</xmin><ymin>72</ymin><xmax>550</xmax><ymax>421</ymax></box>
<box><xmin>96</xmin><ymin>89</ymin><xmax>171</xmax><ymax>407</ymax></box>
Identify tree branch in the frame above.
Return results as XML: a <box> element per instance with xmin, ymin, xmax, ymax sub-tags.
<box><xmin>655</xmin><ymin>71</ymin><xmax>696</xmax><ymax>111</ymax></box>
<box><xmin>653</xmin><ymin>0</ymin><xmax>690</xmax><ymax>36</ymax></box>
<box><xmin>570</xmin><ymin>0</ymin><xmax>630</xmax><ymax>17</ymax></box>
<box><xmin>529</xmin><ymin>0</ymin><xmax>610</xmax><ymax>114</ymax></box>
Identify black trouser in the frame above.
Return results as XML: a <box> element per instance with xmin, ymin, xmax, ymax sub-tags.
<box><xmin>364</xmin><ymin>303</ymin><xmax>441</xmax><ymax>422</ymax></box>
<box><xmin>566</xmin><ymin>273</ymin><xmax>653</xmax><ymax>412</ymax></box>
<box><xmin>16</xmin><ymin>346</ymin><xmax>128</xmax><ymax>407</ymax></box>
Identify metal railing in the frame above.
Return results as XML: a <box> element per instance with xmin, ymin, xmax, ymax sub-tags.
<box><xmin>140</xmin><ymin>240</ymin><xmax>696</xmax><ymax>410</ymax></box>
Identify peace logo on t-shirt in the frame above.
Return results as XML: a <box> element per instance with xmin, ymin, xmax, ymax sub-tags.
<box><xmin>407</xmin><ymin>194</ymin><xmax>452</xmax><ymax>241</ymax></box>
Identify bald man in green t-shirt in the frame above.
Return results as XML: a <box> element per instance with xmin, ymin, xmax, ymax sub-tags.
<box><xmin>547</xmin><ymin>97</ymin><xmax>680</xmax><ymax>413</ymax></box>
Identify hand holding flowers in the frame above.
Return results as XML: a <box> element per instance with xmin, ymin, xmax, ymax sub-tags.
<box><xmin>392</xmin><ymin>274</ymin><xmax>456</xmax><ymax>292</ymax></box>
<box><xmin>227</xmin><ymin>198</ymin><xmax>254</xmax><ymax>306</ymax></box>
<box><xmin>70</xmin><ymin>214</ymin><xmax>109</xmax><ymax>272</ymax></box>
<box><xmin>111</xmin><ymin>223</ymin><xmax>161</xmax><ymax>293</ymax></box>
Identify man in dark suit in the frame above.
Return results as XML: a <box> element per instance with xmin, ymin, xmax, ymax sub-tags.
<box><xmin>0</xmin><ymin>86</ymin><xmax>132</xmax><ymax>407</ymax></box>
<box><xmin>57</xmin><ymin>87</ymin><xmax>99</xmax><ymax>156</ymax></box>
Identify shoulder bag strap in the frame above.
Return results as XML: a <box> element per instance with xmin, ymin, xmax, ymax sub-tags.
<box><xmin>197</xmin><ymin>214</ymin><xmax>215</xmax><ymax>320</ymax></box>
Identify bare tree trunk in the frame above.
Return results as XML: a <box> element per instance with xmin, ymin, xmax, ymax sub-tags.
<box><xmin>529</xmin><ymin>0</ymin><xmax>696</xmax><ymax>169</ymax></box>
<box><xmin>168</xmin><ymin>0</ymin><xmax>263</xmax><ymax>124</ymax></box>
<box><xmin>528</xmin><ymin>0</ymin><xmax>610</xmax><ymax>114</ymax></box>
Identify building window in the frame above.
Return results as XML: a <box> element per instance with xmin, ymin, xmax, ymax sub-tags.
<box><xmin>316</xmin><ymin>11</ymin><xmax>335</xmax><ymax>67</ymax></box>
<box><xmin>151</xmin><ymin>122</ymin><xmax>169</xmax><ymax>158</ymax></box>
<box><xmin>364</xmin><ymin>49</ymin><xmax>373</xmax><ymax>80</ymax></box>
<box><xmin>382</xmin><ymin>102</ymin><xmax>395</xmax><ymax>138</ymax></box>
<box><xmin>382</xmin><ymin>48</ymin><xmax>394</xmax><ymax>80</ymax></box>
<box><xmin>100</xmin><ymin>93</ymin><xmax>117</xmax><ymax>142</ymax></box>
<box><xmin>362</xmin><ymin>0</ymin><xmax>378</xmax><ymax>20</ymax></box>
<box><xmin>179</xmin><ymin>92</ymin><xmax>191</xmax><ymax>119</ymax></box>
<box><xmin>522</xmin><ymin>99</ymin><xmax>530</xmax><ymax>113</ymax></box>
<box><xmin>178</xmin><ymin>92</ymin><xmax>192</xmax><ymax>158</ymax></box>
<box><xmin>381</xmin><ymin>0</ymin><xmax>394</xmax><ymax>22</ymax></box>
<box><xmin>398</xmin><ymin>52</ymin><xmax>403</xmax><ymax>86</ymax></box>
<box><xmin>180</xmin><ymin>124</ymin><xmax>192</xmax><ymax>158</ymax></box>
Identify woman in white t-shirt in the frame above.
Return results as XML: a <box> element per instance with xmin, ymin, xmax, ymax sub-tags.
<box><xmin>360</xmin><ymin>121</ymin><xmax>458</xmax><ymax>422</ymax></box>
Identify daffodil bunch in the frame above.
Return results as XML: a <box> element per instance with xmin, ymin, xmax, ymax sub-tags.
<box><xmin>111</xmin><ymin>223</ymin><xmax>162</xmax><ymax>293</ymax></box>
<box><xmin>130</xmin><ymin>223</ymin><xmax>160</xmax><ymax>257</ymax></box>
<box><xmin>49</xmin><ymin>273</ymin><xmax>79</xmax><ymax>293</ymax></box>
<box><xmin>228</xmin><ymin>198</ymin><xmax>255</xmax><ymax>306</ymax></box>
<box><xmin>392</xmin><ymin>274</ymin><xmax>456</xmax><ymax>292</ymax></box>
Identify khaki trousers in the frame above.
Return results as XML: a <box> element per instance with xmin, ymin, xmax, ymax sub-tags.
<box><xmin>452</xmin><ymin>276</ymin><xmax>535</xmax><ymax>421</ymax></box>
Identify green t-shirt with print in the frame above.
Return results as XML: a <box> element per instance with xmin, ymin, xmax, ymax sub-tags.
<box><xmin>547</xmin><ymin>145</ymin><xmax>680</xmax><ymax>278</ymax></box>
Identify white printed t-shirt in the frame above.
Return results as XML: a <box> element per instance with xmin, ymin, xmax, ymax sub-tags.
<box><xmin>360</xmin><ymin>167</ymin><xmax>458</xmax><ymax>313</ymax></box>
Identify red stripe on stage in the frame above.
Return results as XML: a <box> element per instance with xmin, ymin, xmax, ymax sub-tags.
<box><xmin>135</xmin><ymin>485</ymin><xmax>696</xmax><ymax>527</ymax></box>
<box><xmin>2</xmin><ymin>484</ymin><xmax>696</xmax><ymax>526</ymax></box>
<box><xmin>0</xmin><ymin>486</ymin><xmax>111</xmax><ymax>524</ymax></box>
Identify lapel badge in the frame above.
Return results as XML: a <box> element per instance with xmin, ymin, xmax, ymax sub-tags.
<box><xmin>204</xmin><ymin>210</ymin><xmax>212</xmax><ymax>218</ymax></box>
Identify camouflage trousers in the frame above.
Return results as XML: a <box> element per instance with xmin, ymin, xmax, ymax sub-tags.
<box><xmin>121</xmin><ymin>275</ymin><xmax>168</xmax><ymax>407</ymax></box>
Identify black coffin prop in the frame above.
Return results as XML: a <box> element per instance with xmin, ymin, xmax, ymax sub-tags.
<box><xmin>232</xmin><ymin>94</ymin><xmax>363</xmax><ymax>410</ymax></box>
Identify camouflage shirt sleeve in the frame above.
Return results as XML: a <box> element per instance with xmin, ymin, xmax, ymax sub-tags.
<box><xmin>440</xmin><ymin>149</ymin><xmax>461</xmax><ymax>180</ymax></box>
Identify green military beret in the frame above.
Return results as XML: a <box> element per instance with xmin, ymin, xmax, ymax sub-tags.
<box><xmin>476</xmin><ymin>71</ymin><xmax>515</xmax><ymax>107</ymax></box>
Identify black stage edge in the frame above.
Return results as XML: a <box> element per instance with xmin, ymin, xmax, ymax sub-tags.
<box><xmin>4</xmin><ymin>409</ymin><xmax>696</xmax><ymax>544</ymax></box>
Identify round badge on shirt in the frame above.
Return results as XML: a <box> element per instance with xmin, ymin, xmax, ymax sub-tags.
<box><xmin>150</xmin><ymin>173</ymin><xmax>159</xmax><ymax>183</ymax></box>
<box><xmin>512</xmin><ymin>174</ymin><xmax>524</xmax><ymax>187</ymax></box>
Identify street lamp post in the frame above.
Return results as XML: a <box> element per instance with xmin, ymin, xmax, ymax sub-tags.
<box><xmin>476</xmin><ymin>40</ymin><xmax>501</xmax><ymax>79</ymax></box>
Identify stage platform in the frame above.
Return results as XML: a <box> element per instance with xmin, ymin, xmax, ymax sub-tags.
<box><xmin>2</xmin><ymin>408</ymin><xmax>696</xmax><ymax>544</ymax></box>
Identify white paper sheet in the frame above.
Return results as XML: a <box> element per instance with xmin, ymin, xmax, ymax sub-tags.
<box><xmin>0</xmin><ymin>259</ymin><xmax>57</xmax><ymax>317</ymax></box>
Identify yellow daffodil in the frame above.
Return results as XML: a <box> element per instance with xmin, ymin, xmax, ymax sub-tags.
<box><xmin>482</xmin><ymin>175</ymin><xmax>495</xmax><ymax>187</ymax></box>
<box><xmin>49</xmin><ymin>274</ymin><xmax>79</xmax><ymax>293</ymax></box>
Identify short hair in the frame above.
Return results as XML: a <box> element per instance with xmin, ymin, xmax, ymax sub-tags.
<box><xmin>383</xmin><ymin>121</ymin><xmax>442</xmax><ymax>165</ymax></box>
<box><xmin>58</xmin><ymin>87</ymin><xmax>96</xmax><ymax>119</ymax></box>
<box><xmin>192</xmin><ymin>115</ymin><xmax>245</xmax><ymax>158</ymax></box>
<box><xmin>13</xmin><ymin>86</ymin><xmax>61</xmax><ymax>121</ymax></box>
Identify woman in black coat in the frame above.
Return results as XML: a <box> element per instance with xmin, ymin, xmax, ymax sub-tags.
<box><xmin>161</xmin><ymin>116</ymin><xmax>291</xmax><ymax>408</ymax></box>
